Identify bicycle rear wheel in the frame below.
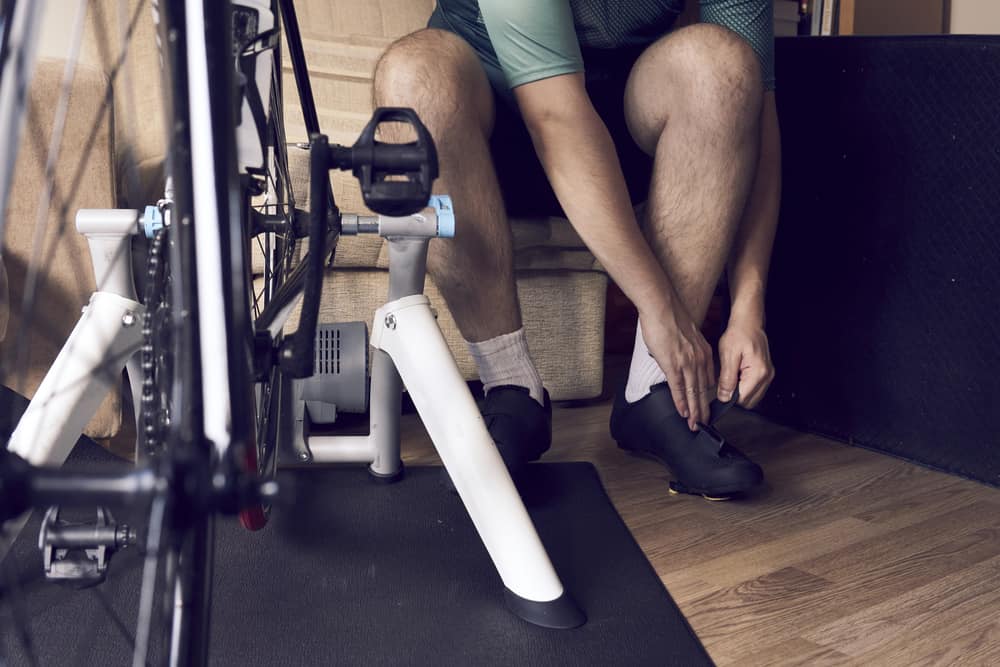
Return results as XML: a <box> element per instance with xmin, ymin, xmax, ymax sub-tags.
<box><xmin>0</xmin><ymin>0</ymin><xmax>238</xmax><ymax>664</ymax></box>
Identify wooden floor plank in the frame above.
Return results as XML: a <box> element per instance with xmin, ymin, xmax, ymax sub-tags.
<box><xmin>799</xmin><ymin>503</ymin><xmax>1000</xmax><ymax>581</ymax></box>
<box><xmin>737</xmin><ymin>637</ymin><xmax>851</xmax><ymax>667</ymax></box>
<box><xmin>668</xmin><ymin>516</ymin><xmax>873</xmax><ymax>588</ymax></box>
<box><xmin>904</xmin><ymin>621</ymin><xmax>1000</xmax><ymax>667</ymax></box>
<box><xmin>661</xmin><ymin>577</ymin><xmax>719</xmax><ymax>606</ymax></box>
<box><xmin>683</xmin><ymin>567</ymin><xmax>838</xmax><ymax>662</ymax></box>
<box><xmin>692</xmin><ymin>522</ymin><xmax>1000</xmax><ymax>661</ymax></box>
<box><xmin>806</xmin><ymin>556</ymin><xmax>1000</xmax><ymax>660</ymax></box>
<box><xmin>632</xmin><ymin>512</ymin><xmax>770</xmax><ymax>575</ymax></box>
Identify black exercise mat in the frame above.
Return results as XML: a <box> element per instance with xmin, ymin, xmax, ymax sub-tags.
<box><xmin>2</xmin><ymin>437</ymin><xmax>711</xmax><ymax>666</ymax></box>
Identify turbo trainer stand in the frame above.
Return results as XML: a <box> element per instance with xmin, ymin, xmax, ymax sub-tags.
<box><xmin>2</xmin><ymin>108</ymin><xmax>585</xmax><ymax>628</ymax></box>
<box><xmin>281</xmin><ymin>111</ymin><xmax>585</xmax><ymax>629</ymax></box>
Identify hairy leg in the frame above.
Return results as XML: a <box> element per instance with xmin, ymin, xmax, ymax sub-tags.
<box><xmin>624</xmin><ymin>23</ymin><xmax>763</xmax><ymax>328</ymax></box>
<box><xmin>373</xmin><ymin>29</ymin><xmax>520</xmax><ymax>343</ymax></box>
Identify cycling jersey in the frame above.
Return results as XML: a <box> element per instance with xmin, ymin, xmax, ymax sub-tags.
<box><xmin>432</xmin><ymin>0</ymin><xmax>775</xmax><ymax>92</ymax></box>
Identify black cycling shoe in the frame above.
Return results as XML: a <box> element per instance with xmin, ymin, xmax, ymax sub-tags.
<box><xmin>610</xmin><ymin>382</ymin><xmax>763</xmax><ymax>500</ymax></box>
<box><xmin>442</xmin><ymin>385</ymin><xmax>552</xmax><ymax>492</ymax></box>
<box><xmin>482</xmin><ymin>385</ymin><xmax>552</xmax><ymax>473</ymax></box>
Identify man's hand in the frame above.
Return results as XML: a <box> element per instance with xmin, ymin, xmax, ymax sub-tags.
<box><xmin>639</xmin><ymin>301</ymin><xmax>716</xmax><ymax>432</ymax></box>
<box><xmin>515</xmin><ymin>72</ymin><xmax>716</xmax><ymax>430</ymax></box>
<box><xmin>717</xmin><ymin>317</ymin><xmax>775</xmax><ymax>410</ymax></box>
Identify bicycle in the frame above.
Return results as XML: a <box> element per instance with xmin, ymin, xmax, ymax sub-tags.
<box><xmin>0</xmin><ymin>2</ymin><xmax>583</xmax><ymax>665</ymax></box>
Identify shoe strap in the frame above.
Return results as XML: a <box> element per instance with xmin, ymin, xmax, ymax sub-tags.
<box><xmin>707</xmin><ymin>386</ymin><xmax>740</xmax><ymax>426</ymax></box>
<box><xmin>694</xmin><ymin>388</ymin><xmax>740</xmax><ymax>457</ymax></box>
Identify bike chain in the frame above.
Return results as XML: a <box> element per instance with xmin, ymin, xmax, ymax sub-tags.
<box><xmin>140</xmin><ymin>227</ymin><xmax>170</xmax><ymax>457</ymax></box>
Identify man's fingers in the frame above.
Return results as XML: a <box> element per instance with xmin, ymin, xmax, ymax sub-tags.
<box><xmin>717</xmin><ymin>351</ymin><xmax>740</xmax><ymax>403</ymax></box>
<box><xmin>742</xmin><ymin>382</ymin><xmax>767</xmax><ymax>409</ymax></box>
<box><xmin>699</xmin><ymin>391</ymin><xmax>712</xmax><ymax>428</ymax></box>
<box><xmin>736</xmin><ymin>366</ymin><xmax>757</xmax><ymax>408</ymax></box>
<box><xmin>664</xmin><ymin>368</ymin><xmax>689</xmax><ymax>420</ymax></box>
<box><xmin>738</xmin><ymin>379</ymin><xmax>760</xmax><ymax>408</ymax></box>
<box><xmin>743</xmin><ymin>391</ymin><xmax>764</xmax><ymax>410</ymax></box>
<box><xmin>701</xmin><ymin>342</ymin><xmax>715</xmax><ymax>423</ymax></box>
<box><xmin>682</xmin><ymin>368</ymin><xmax>704</xmax><ymax>431</ymax></box>
<box><xmin>696</xmin><ymin>358</ymin><xmax>712</xmax><ymax>428</ymax></box>
<box><xmin>739</xmin><ymin>369</ymin><xmax>774</xmax><ymax>410</ymax></box>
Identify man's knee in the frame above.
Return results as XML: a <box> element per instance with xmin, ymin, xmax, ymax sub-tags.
<box><xmin>373</xmin><ymin>28</ymin><xmax>493</xmax><ymax>135</ymax></box>
<box><xmin>626</xmin><ymin>23</ymin><xmax>763</xmax><ymax>148</ymax></box>
<box><xmin>669</xmin><ymin>24</ymin><xmax>762</xmax><ymax>125</ymax></box>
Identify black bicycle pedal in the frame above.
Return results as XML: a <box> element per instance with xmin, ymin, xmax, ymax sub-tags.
<box><xmin>39</xmin><ymin>506</ymin><xmax>136</xmax><ymax>588</ymax></box>
<box><xmin>343</xmin><ymin>107</ymin><xmax>439</xmax><ymax>217</ymax></box>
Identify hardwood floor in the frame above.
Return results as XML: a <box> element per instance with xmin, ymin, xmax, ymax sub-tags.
<box><xmin>398</xmin><ymin>393</ymin><xmax>1000</xmax><ymax>666</ymax></box>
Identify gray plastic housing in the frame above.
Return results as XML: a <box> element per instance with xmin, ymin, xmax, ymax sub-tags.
<box><xmin>300</xmin><ymin>321</ymin><xmax>369</xmax><ymax>424</ymax></box>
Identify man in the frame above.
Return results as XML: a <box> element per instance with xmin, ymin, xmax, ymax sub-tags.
<box><xmin>373</xmin><ymin>0</ymin><xmax>779</xmax><ymax>498</ymax></box>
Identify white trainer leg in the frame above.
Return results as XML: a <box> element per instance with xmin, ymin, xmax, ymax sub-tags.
<box><xmin>371</xmin><ymin>294</ymin><xmax>584</xmax><ymax>628</ymax></box>
<box><xmin>7</xmin><ymin>291</ymin><xmax>142</xmax><ymax>465</ymax></box>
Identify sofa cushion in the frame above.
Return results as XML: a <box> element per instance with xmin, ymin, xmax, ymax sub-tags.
<box><xmin>66</xmin><ymin>0</ymin><xmax>168</xmax><ymax>208</ymax></box>
<box><xmin>316</xmin><ymin>269</ymin><xmax>608</xmax><ymax>401</ymax></box>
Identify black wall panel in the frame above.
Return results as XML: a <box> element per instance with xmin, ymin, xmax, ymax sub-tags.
<box><xmin>760</xmin><ymin>36</ymin><xmax>1000</xmax><ymax>486</ymax></box>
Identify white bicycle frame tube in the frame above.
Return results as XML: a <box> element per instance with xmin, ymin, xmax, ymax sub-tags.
<box><xmin>8</xmin><ymin>209</ymin><xmax>144</xmax><ymax>465</ymax></box>
<box><xmin>185</xmin><ymin>0</ymin><xmax>232</xmax><ymax>457</ymax></box>
<box><xmin>370</xmin><ymin>294</ymin><xmax>565</xmax><ymax>603</ymax></box>
<box><xmin>7</xmin><ymin>291</ymin><xmax>142</xmax><ymax>465</ymax></box>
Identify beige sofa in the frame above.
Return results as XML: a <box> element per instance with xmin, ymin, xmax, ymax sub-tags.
<box><xmin>288</xmin><ymin>0</ymin><xmax>609</xmax><ymax>400</ymax></box>
<box><xmin>1</xmin><ymin>0</ymin><xmax>610</xmax><ymax>456</ymax></box>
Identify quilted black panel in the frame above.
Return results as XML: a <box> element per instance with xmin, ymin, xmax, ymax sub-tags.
<box><xmin>759</xmin><ymin>36</ymin><xmax>1000</xmax><ymax>486</ymax></box>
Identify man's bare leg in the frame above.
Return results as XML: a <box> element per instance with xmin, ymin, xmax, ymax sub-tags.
<box><xmin>609</xmin><ymin>25</ymin><xmax>767</xmax><ymax>498</ymax></box>
<box><xmin>373</xmin><ymin>29</ymin><xmax>520</xmax><ymax>343</ymax></box>
<box><xmin>373</xmin><ymin>29</ymin><xmax>546</xmax><ymax>408</ymax></box>
<box><xmin>623</xmin><ymin>24</ymin><xmax>764</xmax><ymax>408</ymax></box>
<box><xmin>373</xmin><ymin>28</ymin><xmax>551</xmax><ymax>478</ymax></box>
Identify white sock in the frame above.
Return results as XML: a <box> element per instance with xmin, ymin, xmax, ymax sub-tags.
<box><xmin>625</xmin><ymin>321</ymin><xmax>667</xmax><ymax>403</ymax></box>
<box><xmin>466</xmin><ymin>327</ymin><xmax>545</xmax><ymax>406</ymax></box>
